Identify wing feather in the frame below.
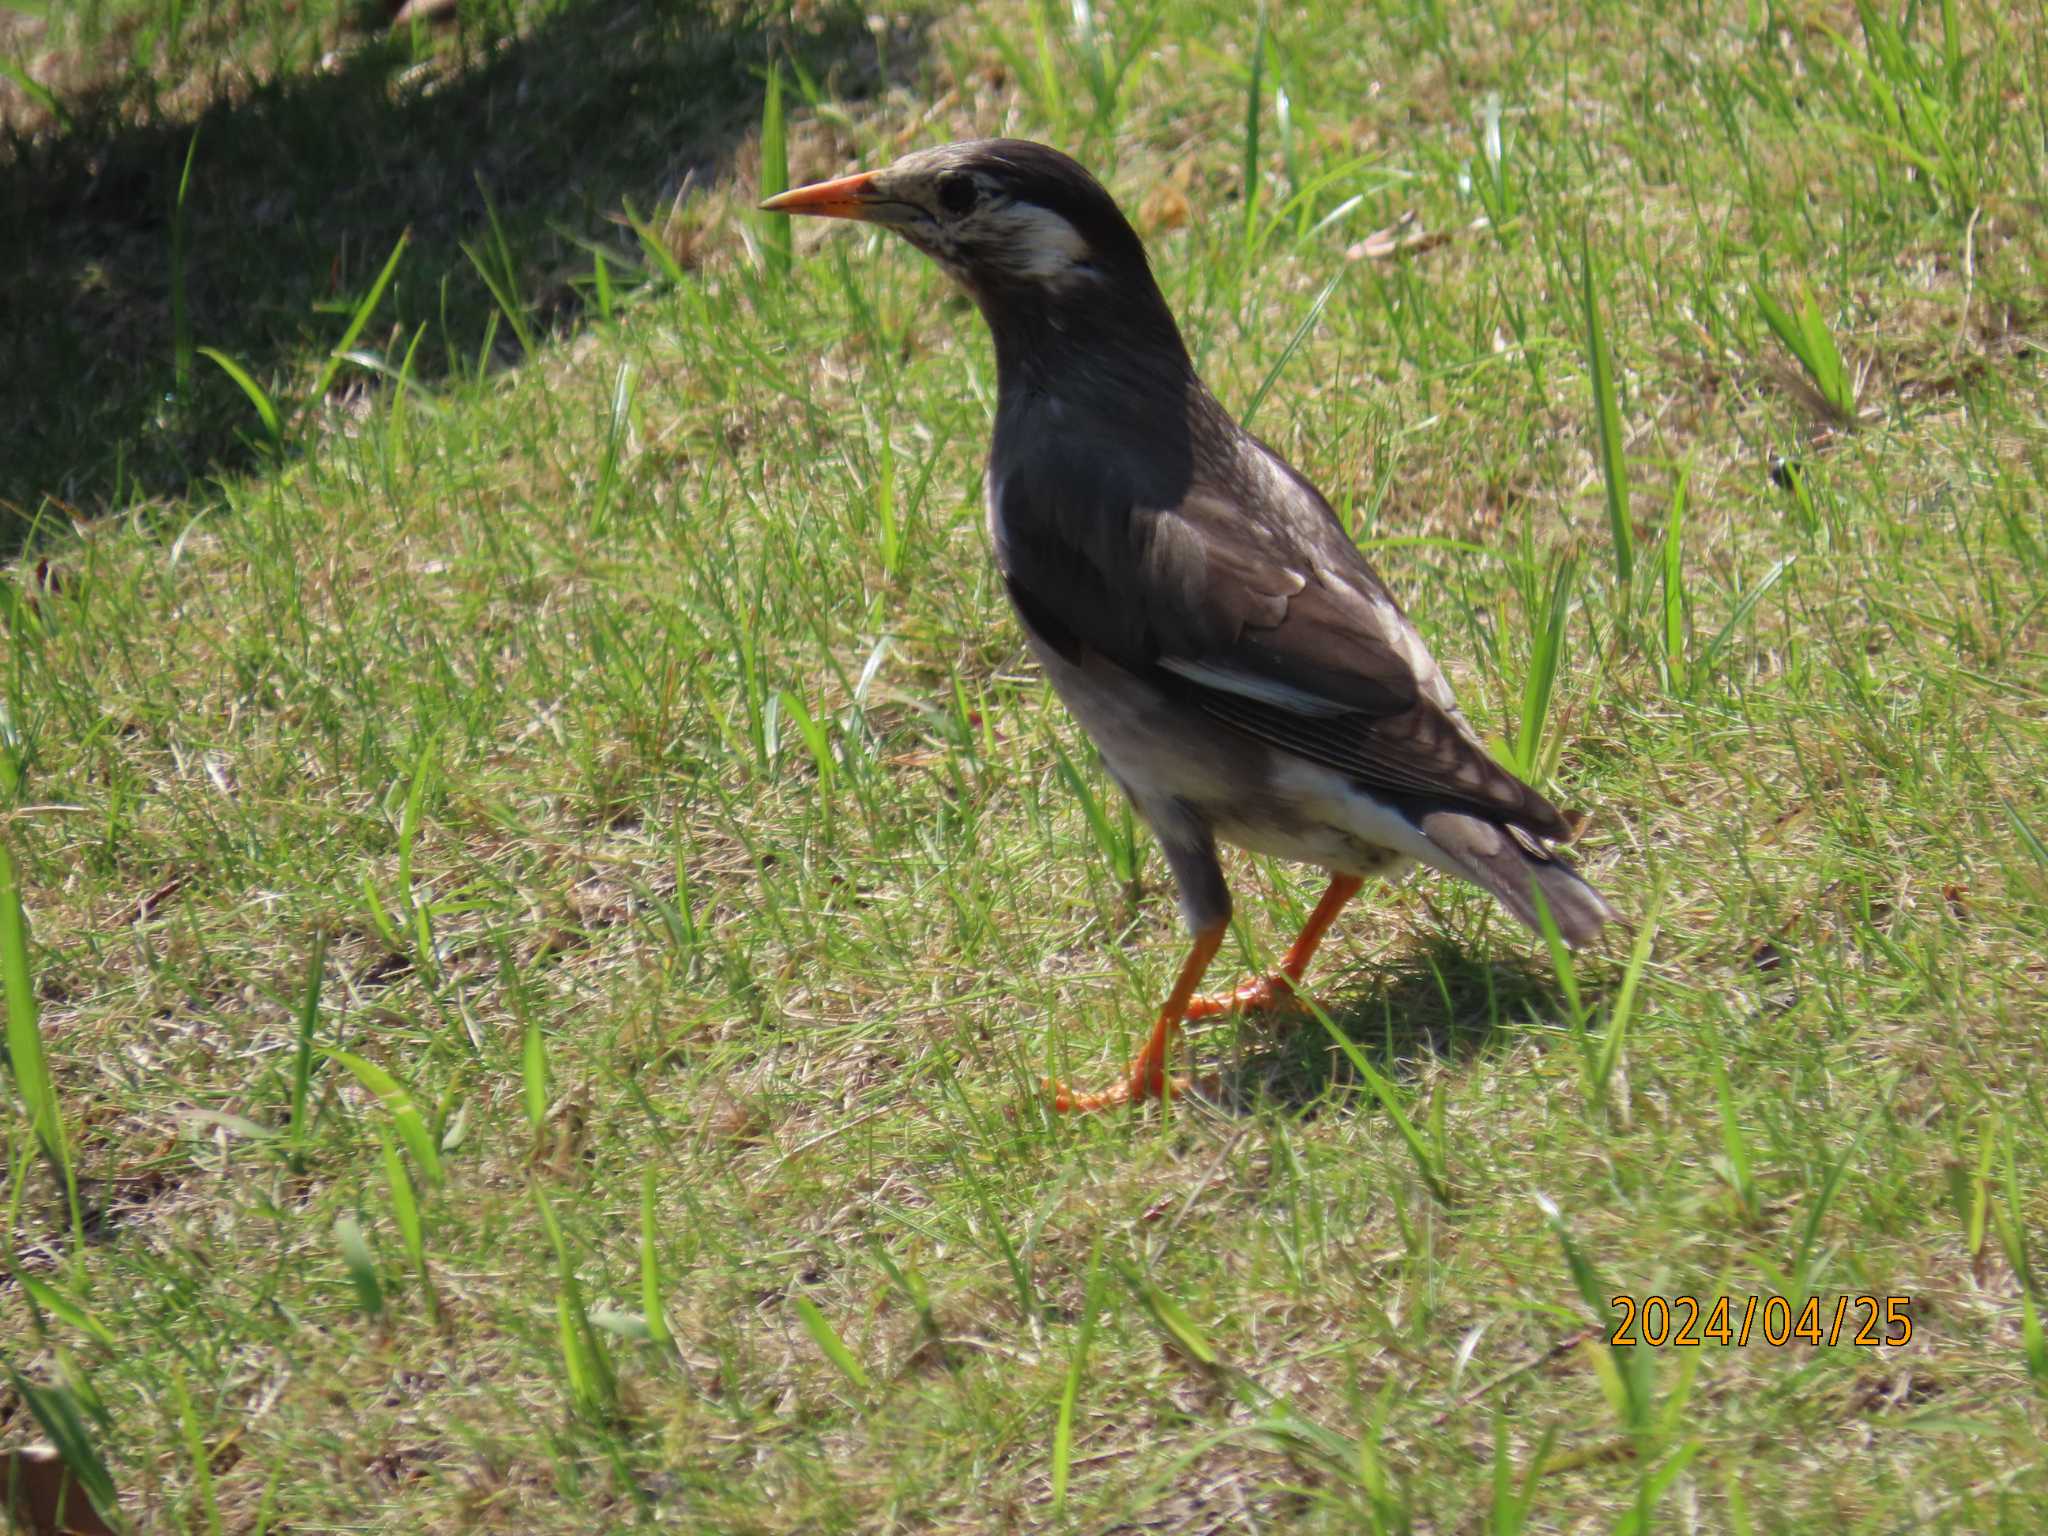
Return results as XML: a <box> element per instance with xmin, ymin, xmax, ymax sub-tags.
<box><xmin>992</xmin><ymin>424</ymin><xmax>1570</xmax><ymax>840</ymax></box>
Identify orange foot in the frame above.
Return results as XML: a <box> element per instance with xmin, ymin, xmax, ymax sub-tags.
<box><xmin>1183</xmin><ymin>971</ymin><xmax>1307</xmax><ymax>1021</ymax></box>
<box><xmin>1048</xmin><ymin>1066</ymin><xmax>1227</xmax><ymax>1112</ymax></box>
<box><xmin>1049</xmin><ymin>920</ymin><xmax>1229</xmax><ymax>1114</ymax></box>
<box><xmin>1045</xmin><ymin>1066</ymin><xmax>1183</xmax><ymax>1113</ymax></box>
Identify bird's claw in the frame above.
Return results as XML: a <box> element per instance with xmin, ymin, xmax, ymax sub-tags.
<box><xmin>1045</xmin><ymin>1068</ymin><xmax>1182</xmax><ymax>1113</ymax></box>
<box><xmin>1183</xmin><ymin>972</ymin><xmax>1304</xmax><ymax>1021</ymax></box>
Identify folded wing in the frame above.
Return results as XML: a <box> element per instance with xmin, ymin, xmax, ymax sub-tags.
<box><xmin>994</xmin><ymin>443</ymin><xmax>1573</xmax><ymax>844</ymax></box>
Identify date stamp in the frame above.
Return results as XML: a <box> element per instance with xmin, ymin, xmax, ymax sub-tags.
<box><xmin>1609</xmin><ymin>1294</ymin><xmax>1913</xmax><ymax>1348</ymax></box>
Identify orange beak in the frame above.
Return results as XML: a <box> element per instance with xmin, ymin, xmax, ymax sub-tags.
<box><xmin>759</xmin><ymin>170</ymin><xmax>885</xmax><ymax>221</ymax></box>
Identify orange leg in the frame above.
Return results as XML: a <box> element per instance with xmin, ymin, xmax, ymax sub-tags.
<box><xmin>1049</xmin><ymin>920</ymin><xmax>1227</xmax><ymax>1112</ymax></box>
<box><xmin>1183</xmin><ymin>874</ymin><xmax>1364</xmax><ymax>1021</ymax></box>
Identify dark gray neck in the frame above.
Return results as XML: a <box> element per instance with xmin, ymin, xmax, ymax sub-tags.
<box><xmin>976</xmin><ymin>268</ymin><xmax>1192</xmax><ymax>416</ymax></box>
<box><xmin>981</xmin><ymin>271</ymin><xmax>1248</xmax><ymax>525</ymax></box>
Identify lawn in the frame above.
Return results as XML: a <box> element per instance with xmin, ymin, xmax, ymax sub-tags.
<box><xmin>2</xmin><ymin>0</ymin><xmax>2045</xmax><ymax>1530</ymax></box>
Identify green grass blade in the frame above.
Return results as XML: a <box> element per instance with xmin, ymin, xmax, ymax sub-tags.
<box><xmin>1241</xmin><ymin>273</ymin><xmax>1339</xmax><ymax>432</ymax></box>
<box><xmin>0</xmin><ymin>838</ymin><xmax>73</xmax><ymax>1200</ymax></box>
<box><xmin>1752</xmin><ymin>280</ymin><xmax>1855</xmax><ymax>421</ymax></box>
<box><xmin>18</xmin><ymin>1273</ymin><xmax>116</xmax><ymax>1350</ymax></box>
<box><xmin>589</xmin><ymin>361</ymin><xmax>638</xmax><ymax>535</ymax></box>
<box><xmin>1051</xmin><ymin>1237</ymin><xmax>1105</xmax><ymax>1515</ymax></box>
<box><xmin>1790</xmin><ymin>1132</ymin><xmax>1862</xmax><ymax>1294</ymax></box>
<box><xmin>196</xmin><ymin>347</ymin><xmax>282</xmax><ymax>448</ymax></box>
<box><xmin>170</xmin><ymin>1369</ymin><xmax>223</xmax><ymax>1536</ymax></box>
<box><xmin>1696</xmin><ymin>554</ymin><xmax>1796</xmax><ymax>678</ymax></box>
<box><xmin>1049</xmin><ymin>734</ymin><xmax>1137</xmax><ymax>884</ymax></box>
<box><xmin>1589</xmin><ymin>887</ymin><xmax>1662</xmax><ymax>1107</ymax></box>
<box><xmin>0</xmin><ymin>56</ymin><xmax>70</xmax><ymax>131</ymax></box>
<box><xmin>306</xmin><ymin>230</ymin><xmax>409</xmax><ymax>413</ymax></box>
<box><xmin>334</xmin><ymin>1214</ymin><xmax>384</xmax><ymax>1319</ymax></box>
<box><xmin>2002</xmin><ymin>797</ymin><xmax>2048</xmax><ymax>876</ymax></box>
<box><xmin>1659</xmin><ymin>466</ymin><xmax>1689</xmax><ymax>690</ymax></box>
<box><xmin>759</xmin><ymin>60</ymin><xmax>791</xmax><ymax>279</ymax></box>
<box><xmin>792</xmin><ymin>1293</ymin><xmax>872</xmax><ymax>1390</ymax></box>
<box><xmin>323</xmin><ymin>1050</ymin><xmax>444</xmax><ymax>1186</ymax></box>
<box><xmin>640</xmin><ymin>1167</ymin><xmax>674</xmax><ymax>1350</ymax></box>
<box><xmin>521</xmin><ymin>1014</ymin><xmax>548</xmax><ymax>1134</ymax></box>
<box><xmin>1532</xmin><ymin>1192</ymin><xmax>1615</xmax><ymax>1325</ymax></box>
<box><xmin>1513</xmin><ymin>558</ymin><xmax>1574</xmax><ymax>779</ymax></box>
<box><xmin>1308</xmin><ymin>1001</ymin><xmax>1451</xmax><ymax>1204</ymax></box>
<box><xmin>2021</xmin><ymin>1289</ymin><xmax>2048</xmax><ymax>1393</ymax></box>
<box><xmin>533</xmin><ymin>1183</ymin><xmax>618</xmax><ymax>1416</ymax></box>
<box><xmin>1116</xmin><ymin>1260</ymin><xmax>1221</xmax><ymax>1366</ymax></box>
<box><xmin>620</xmin><ymin>197</ymin><xmax>693</xmax><ymax>290</ymax></box>
<box><xmin>1579</xmin><ymin>229</ymin><xmax>1633</xmax><ymax>590</ymax></box>
<box><xmin>1711</xmin><ymin>1052</ymin><xmax>1758</xmax><ymax>1219</ymax></box>
<box><xmin>462</xmin><ymin>206</ymin><xmax>535</xmax><ymax>362</ymax></box>
<box><xmin>395</xmin><ymin>734</ymin><xmax>434</xmax><ymax>921</ymax></box>
<box><xmin>378</xmin><ymin>1127</ymin><xmax>425</xmax><ymax>1273</ymax></box>
<box><xmin>1241</xmin><ymin>3</ymin><xmax>1267</xmax><ymax>242</ymax></box>
<box><xmin>287</xmin><ymin>932</ymin><xmax>326</xmax><ymax>1164</ymax></box>
<box><xmin>170</xmin><ymin>129</ymin><xmax>198</xmax><ymax>391</ymax></box>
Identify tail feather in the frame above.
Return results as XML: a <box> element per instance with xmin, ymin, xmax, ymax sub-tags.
<box><xmin>1416</xmin><ymin>809</ymin><xmax>1614</xmax><ymax>949</ymax></box>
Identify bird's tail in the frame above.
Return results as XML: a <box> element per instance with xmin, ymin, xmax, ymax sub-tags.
<box><xmin>1416</xmin><ymin>809</ymin><xmax>1614</xmax><ymax>949</ymax></box>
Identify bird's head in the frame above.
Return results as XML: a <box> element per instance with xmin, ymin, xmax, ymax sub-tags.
<box><xmin>760</xmin><ymin>139</ymin><xmax>1152</xmax><ymax>302</ymax></box>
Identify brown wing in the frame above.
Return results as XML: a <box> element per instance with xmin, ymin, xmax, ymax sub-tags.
<box><xmin>994</xmin><ymin>444</ymin><xmax>1570</xmax><ymax>840</ymax></box>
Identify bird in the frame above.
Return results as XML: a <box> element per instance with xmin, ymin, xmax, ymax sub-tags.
<box><xmin>762</xmin><ymin>140</ymin><xmax>1614</xmax><ymax>1111</ymax></box>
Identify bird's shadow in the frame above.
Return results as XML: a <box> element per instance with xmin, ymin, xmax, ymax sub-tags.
<box><xmin>1</xmin><ymin>0</ymin><xmax>923</xmax><ymax>550</ymax></box>
<box><xmin>1198</xmin><ymin>936</ymin><xmax>1576</xmax><ymax>1115</ymax></box>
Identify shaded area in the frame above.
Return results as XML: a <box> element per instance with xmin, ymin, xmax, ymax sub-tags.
<box><xmin>1211</xmin><ymin>938</ymin><xmax>1572</xmax><ymax>1112</ymax></box>
<box><xmin>0</xmin><ymin>0</ymin><xmax>908</xmax><ymax>551</ymax></box>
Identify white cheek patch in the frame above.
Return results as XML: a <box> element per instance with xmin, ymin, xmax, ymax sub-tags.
<box><xmin>997</xmin><ymin>205</ymin><xmax>1095</xmax><ymax>281</ymax></box>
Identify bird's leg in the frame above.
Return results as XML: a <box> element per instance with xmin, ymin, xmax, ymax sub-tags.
<box><xmin>1049</xmin><ymin>920</ymin><xmax>1228</xmax><ymax>1112</ymax></box>
<box><xmin>1184</xmin><ymin>874</ymin><xmax>1364</xmax><ymax>1020</ymax></box>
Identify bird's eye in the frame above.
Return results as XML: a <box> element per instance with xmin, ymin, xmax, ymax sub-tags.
<box><xmin>937</xmin><ymin>175</ymin><xmax>979</xmax><ymax>216</ymax></box>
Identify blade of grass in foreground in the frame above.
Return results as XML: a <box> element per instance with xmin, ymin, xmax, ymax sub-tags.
<box><xmin>378</xmin><ymin>1127</ymin><xmax>435</xmax><ymax>1320</ymax></box>
<box><xmin>1306</xmin><ymin>999</ymin><xmax>1452</xmax><ymax>1205</ymax></box>
<box><xmin>521</xmin><ymin>1012</ymin><xmax>549</xmax><ymax>1137</ymax></box>
<box><xmin>286</xmin><ymin>933</ymin><xmax>326</xmax><ymax>1169</ymax></box>
<box><xmin>170</xmin><ymin>129</ymin><xmax>198</xmax><ymax>391</ymax></box>
<box><xmin>792</xmin><ymin>1294</ymin><xmax>872</xmax><ymax>1391</ymax></box>
<box><xmin>196</xmin><ymin>347</ymin><xmax>282</xmax><ymax>450</ymax></box>
<box><xmin>759</xmin><ymin>60</ymin><xmax>791</xmax><ymax>279</ymax></box>
<box><xmin>17</xmin><ymin>1273</ymin><xmax>117</xmax><ymax>1350</ymax></box>
<box><xmin>305</xmin><ymin>230</ymin><xmax>409</xmax><ymax>416</ymax></box>
<box><xmin>323</xmin><ymin>1050</ymin><xmax>444</xmax><ymax>1187</ymax></box>
<box><xmin>0</xmin><ymin>838</ymin><xmax>77</xmax><ymax>1225</ymax></box>
<box><xmin>334</xmin><ymin>1214</ymin><xmax>384</xmax><ymax>1320</ymax></box>
<box><xmin>1115</xmin><ymin>1259</ymin><xmax>1221</xmax><ymax>1367</ymax></box>
<box><xmin>640</xmin><ymin>1168</ymin><xmax>674</xmax><ymax>1352</ymax></box>
<box><xmin>1659</xmin><ymin>465</ymin><xmax>1690</xmax><ymax>692</ymax></box>
<box><xmin>534</xmin><ymin>1184</ymin><xmax>618</xmax><ymax>1418</ymax></box>
<box><xmin>1240</xmin><ymin>273</ymin><xmax>1340</xmax><ymax>433</ymax></box>
<box><xmin>170</xmin><ymin>1369</ymin><xmax>224</xmax><ymax>1536</ymax></box>
<box><xmin>1512</xmin><ymin>558</ymin><xmax>1574</xmax><ymax>781</ymax></box>
<box><xmin>1579</xmin><ymin>229</ymin><xmax>1634</xmax><ymax>591</ymax></box>
<box><xmin>0</xmin><ymin>57</ymin><xmax>71</xmax><ymax>132</ymax></box>
<box><xmin>1050</xmin><ymin>1238</ymin><xmax>1106</xmax><ymax>1516</ymax></box>
<box><xmin>1240</xmin><ymin>2</ymin><xmax>1268</xmax><ymax>245</ymax></box>
<box><xmin>1752</xmin><ymin>279</ymin><xmax>1857</xmax><ymax>423</ymax></box>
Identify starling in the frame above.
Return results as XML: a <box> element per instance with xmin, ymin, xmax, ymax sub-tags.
<box><xmin>763</xmin><ymin>140</ymin><xmax>1614</xmax><ymax>1110</ymax></box>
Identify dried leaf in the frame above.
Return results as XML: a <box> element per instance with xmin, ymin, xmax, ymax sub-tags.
<box><xmin>1138</xmin><ymin>180</ymin><xmax>1190</xmax><ymax>232</ymax></box>
<box><xmin>1346</xmin><ymin>212</ymin><xmax>1455</xmax><ymax>261</ymax></box>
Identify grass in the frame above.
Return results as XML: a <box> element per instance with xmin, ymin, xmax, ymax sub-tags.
<box><xmin>2</xmin><ymin>0</ymin><xmax>2046</xmax><ymax>1529</ymax></box>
